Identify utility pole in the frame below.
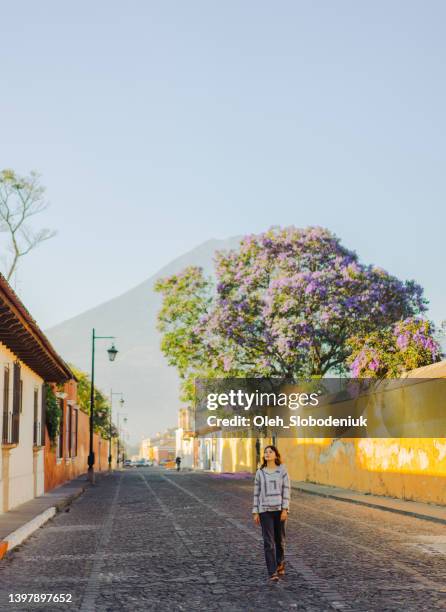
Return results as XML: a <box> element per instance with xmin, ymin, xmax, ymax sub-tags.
<box><xmin>117</xmin><ymin>411</ymin><xmax>128</xmax><ymax>468</ymax></box>
<box><xmin>88</xmin><ymin>329</ymin><xmax>118</xmax><ymax>483</ymax></box>
<box><xmin>109</xmin><ymin>391</ymin><xmax>124</xmax><ymax>469</ymax></box>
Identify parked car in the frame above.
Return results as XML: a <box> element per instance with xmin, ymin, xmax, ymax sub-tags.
<box><xmin>123</xmin><ymin>459</ymin><xmax>133</xmax><ymax>468</ymax></box>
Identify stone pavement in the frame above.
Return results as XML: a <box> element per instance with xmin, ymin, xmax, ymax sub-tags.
<box><xmin>0</xmin><ymin>467</ymin><xmax>445</xmax><ymax>611</ymax></box>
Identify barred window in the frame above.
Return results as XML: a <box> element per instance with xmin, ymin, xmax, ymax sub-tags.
<box><xmin>57</xmin><ymin>398</ymin><xmax>64</xmax><ymax>459</ymax></box>
<box><xmin>2</xmin><ymin>365</ymin><xmax>10</xmax><ymax>443</ymax></box>
<box><xmin>68</xmin><ymin>405</ymin><xmax>72</xmax><ymax>457</ymax></box>
<box><xmin>33</xmin><ymin>387</ymin><xmax>39</xmax><ymax>446</ymax></box>
<box><xmin>11</xmin><ymin>362</ymin><xmax>21</xmax><ymax>444</ymax></box>
<box><xmin>73</xmin><ymin>408</ymin><xmax>78</xmax><ymax>457</ymax></box>
<box><xmin>40</xmin><ymin>384</ymin><xmax>47</xmax><ymax>447</ymax></box>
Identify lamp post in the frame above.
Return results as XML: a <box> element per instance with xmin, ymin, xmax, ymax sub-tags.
<box><xmin>117</xmin><ymin>412</ymin><xmax>128</xmax><ymax>466</ymax></box>
<box><xmin>122</xmin><ymin>424</ymin><xmax>129</xmax><ymax>463</ymax></box>
<box><xmin>88</xmin><ymin>328</ymin><xmax>118</xmax><ymax>484</ymax></box>
<box><xmin>109</xmin><ymin>392</ymin><xmax>124</xmax><ymax>469</ymax></box>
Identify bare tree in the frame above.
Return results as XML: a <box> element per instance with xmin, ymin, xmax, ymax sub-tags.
<box><xmin>0</xmin><ymin>169</ymin><xmax>57</xmax><ymax>281</ymax></box>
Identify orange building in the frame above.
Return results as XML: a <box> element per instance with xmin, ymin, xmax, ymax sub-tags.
<box><xmin>44</xmin><ymin>378</ymin><xmax>114</xmax><ymax>491</ymax></box>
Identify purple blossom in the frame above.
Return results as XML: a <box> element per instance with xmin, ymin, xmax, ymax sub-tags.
<box><xmin>203</xmin><ymin>226</ymin><xmax>429</xmax><ymax>377</ymax></box>
<box><xmin>222</xmin><ymin>355</ymin><xmax>233</xmax><ymax>372</ymax></box>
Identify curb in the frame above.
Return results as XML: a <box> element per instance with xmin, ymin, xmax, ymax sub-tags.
<box><xmin>53</xmin><ymin>487</ymin><xmax>86</xmax><ymax>512</ymax></box>
<box><xmin>292</xmin><ymin>482</ymin><xmax>446</xmax><ymax>526</ymax></box>
<box><xmin>0</xmin><ymin>486</ymin><xmax>86</xmax><ymax>559</ymax></box>
<box><xmin>1</xmin><ymin>507</ymin><xmax>57</xmax><ymax>555</ymax></box>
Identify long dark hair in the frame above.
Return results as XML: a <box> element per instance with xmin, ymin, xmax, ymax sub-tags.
<box><xmin>260</xmin><ymin>444</ymin><xmax>282</xmax><ymax>469</ymax></box>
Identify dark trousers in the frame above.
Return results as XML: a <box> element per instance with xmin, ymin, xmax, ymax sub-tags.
<box><xmin>259</xmin><ymin>510</ymin><xmax>286</xmax><ymax>576</ymax></box>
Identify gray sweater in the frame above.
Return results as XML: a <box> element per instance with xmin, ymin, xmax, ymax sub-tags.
<box><xmin>252</xmin><ymin>464</ymin><xmax>291</xmax><ymax>513</ymax></box>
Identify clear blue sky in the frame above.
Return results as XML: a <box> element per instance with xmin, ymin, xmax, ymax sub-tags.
<box><xmin>2</xmin><ymin>1</ymin><xmax>445</xmax><ymax>329</ymax></box>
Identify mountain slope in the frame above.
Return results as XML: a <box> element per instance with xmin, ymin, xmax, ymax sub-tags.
<box><xmin>46</xmin><ymin>237</ymin><xmax>242</xmax><ymax>444</ymax></box>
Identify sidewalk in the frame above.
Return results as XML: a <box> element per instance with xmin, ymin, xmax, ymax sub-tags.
<box><xmin>0</xmin><ymin>473</ymin><xmax>98</xmax><ymax>559</ymax></box>
<box><xmin>292</xmin><ymin>480</ymin><xmax>446</xmax><ymax>525</ymax></box>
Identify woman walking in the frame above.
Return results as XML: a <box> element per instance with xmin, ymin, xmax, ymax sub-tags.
<box><xmin>252</xmin><ymin>445</ymin><xmax>290</xmax><ymax>583</ymax></box>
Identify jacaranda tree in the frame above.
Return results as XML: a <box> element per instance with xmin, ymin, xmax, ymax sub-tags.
<box><xmin>155</xmin><ymin>226</ymin><xmax>432</xmax><ymax>387</ymax></box>
<box><xmin>347</xmin><ymin>317</ymin><xmax>441</xmax><ymax>378</ymax></box>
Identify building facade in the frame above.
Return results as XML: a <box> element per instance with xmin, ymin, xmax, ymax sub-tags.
<box><xmin>175</xmin><ymin>407</ymin><xmax>196</xmax><ymax>469</ymax></box>
<box><xmin>140</xmin><ymin>428</ymin><xmax>176</xmax><ymax>464</ymax></box>
<box><xmin>0</xmin><ymin>274</ymin><xmax>73</xmax><ymax>513</ymax></box>
<box><xmin>44</xmin><ymin>379</ymin><xmax>112</xmax><ymax>491</ymax></box>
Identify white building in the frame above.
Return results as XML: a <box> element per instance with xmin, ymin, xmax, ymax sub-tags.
<box><xmin>197</xmin><ymin>432</ymin><xmax>223</xmax><ymax>472</ymax></box>
<box><xmin>0</xmin><ymin>274</ymin><xmax>73</xmax><ymax>513</ymax></box>
<box><xmin>175</xmin><ymin>408</ymin><xmax>195</xmax><ymax>469</ymax></box>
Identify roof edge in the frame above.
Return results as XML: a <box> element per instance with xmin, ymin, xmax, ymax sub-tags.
<box><xmin>0</xmin><ymin>274</ymin><xmax>75</xmax><ymax>382</ymax></box>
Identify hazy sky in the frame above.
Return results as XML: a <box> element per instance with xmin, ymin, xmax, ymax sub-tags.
<box><xmin>2</xmin><ymin>1</ymin><xmax>445</xmax><ymax>330</ymax></box>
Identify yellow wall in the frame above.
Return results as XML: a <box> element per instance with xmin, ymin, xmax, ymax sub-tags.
<box><xmin>279</xmin><ymin>436</ymin><xmax>446</xmax><ymax>504</ymax></box>
<box><xmin>219</xmin><ymin>361</ymin><xmax>446</xmax><ymax>505</ymax></box>
<box><xmin>220</xmin><ymin>436</ymin><xmax>256</xmax><ymax>473</ymax></box>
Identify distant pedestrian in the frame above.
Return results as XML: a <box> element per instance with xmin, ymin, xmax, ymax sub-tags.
<box><xmin>175</xmin><ymin>456</ymin><xmax>181</xmax><ymax>471</ymax></box>
<box><xmin>252</xmin><ymin>445</ymin><xmax>290</xmax><ymax>583</ymax></box>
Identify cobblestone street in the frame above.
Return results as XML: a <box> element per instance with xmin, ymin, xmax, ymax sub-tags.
<box><xmin>0</xmin><ymin>468</ymin><xmax>445</xmax><ymax>612</ymax></box>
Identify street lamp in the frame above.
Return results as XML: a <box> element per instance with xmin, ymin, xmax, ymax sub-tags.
<box><xmin>109</xmin><ymin>391</ymin><xmax>124</xmax><ymax>469</ymax></box>
<box><xmin>107</xmin><ymin>344</ymin><xmax>118</xmax><ymax>362</ymax></box>
<box><xmin>88</xmin><ymin>328</ymin><xmax>118</xmax><ymax>484</ymax></box>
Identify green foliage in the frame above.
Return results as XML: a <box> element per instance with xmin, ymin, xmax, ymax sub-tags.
<box><xmin>69</xmin><ymin>365</ymin><xmax>117</xmax><ymax>438</ymax></box>
<box><xmin>45</xmin><ymin>384</ymin><xmax>61</xmax><ymax>444</ymax></box>
<box><xmin>155</xmin><ymin>267</ymin><xmax>213</xmax><ymax>377</ymax></box>
<box><xmin>155</xmin><ymin>267</ymin><xmax>220</xmax><ymax>404</ymax></box>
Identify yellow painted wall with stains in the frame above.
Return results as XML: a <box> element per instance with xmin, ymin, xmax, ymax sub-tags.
<box><xmin>220</xmin><ymin>436</ymin><xmax>257</xmax><ymax>473</ymax></box>
<box><xmin>220</xmin><ymin>361</ymin><xmax>446</xmax><ymax>505</ymax></box>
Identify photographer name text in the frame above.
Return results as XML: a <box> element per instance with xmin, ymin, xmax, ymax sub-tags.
<box><xmin>206</xmin><ymin>414</ymin><xmax>367</xmax><ymax>428</ymax></box>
